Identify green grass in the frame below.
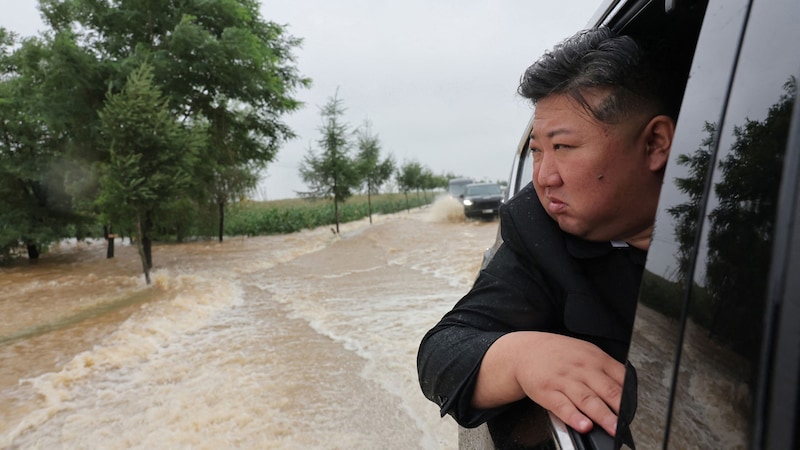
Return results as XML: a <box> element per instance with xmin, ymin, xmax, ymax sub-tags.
<box><xmin>225</xmin><ymin>192</ymin><xmax>435</xmax><ymax>236</ymax></box>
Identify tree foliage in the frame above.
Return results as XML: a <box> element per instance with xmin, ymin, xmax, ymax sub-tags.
<box><xmin>0</xmin><ymin>32</ymin><xmax>88</xmax><ymax>260</ymax></box>
<box><xmin>355</xmin><ymin>121</ymin><xmax>394</xmax><ymax>224</ymax></box>
<box><xmin>0</xmin><ymin>0</ymin><xmax>309</xmax><ymax>264</ymax></box>
<box><xmin>97</xmin><ymin>63</ymin><xmax>202</xmax><ymax>283</ymax></box>
<box><xmin>298</xmin><ymin>92</ymin><xmax>361</xmax><ymax>233</ymax></box>
<box><xmin>297</xmin><ymin>92</ymin><xmax>446</xmax><ymax>228</ymax></box>
<box><xmin>43</xmin><ymin>0</ymin><xmax>311</xmax><ymax>241</ymax></box>
<box><xmin>396</xmin><ymin>160</ymin><xmax>425</xmax><ymax>209</ymax></box>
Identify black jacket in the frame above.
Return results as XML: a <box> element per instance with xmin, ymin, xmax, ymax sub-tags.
<box><xmin>417</xmin><ymin>183</ymin><xmax>646</xmax><ymax>427</ymax></box>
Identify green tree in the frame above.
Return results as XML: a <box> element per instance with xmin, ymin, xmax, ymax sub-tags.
<box><xmin>298</xmin><ymin>92</ymin><xmax>360</xmax><ymax>233</ymax></box>
<box><xmin>96</xmin><ymin>64</ymin><xmax>202</xmax><ymax>284</ymax></box>
<box><xmin>208</xmin><ymin>164</ymin><xmax>259</xmax><ymax>242</ymax></box>
<box><xmin>418</xmin><ymin>167</ymin><xmax>438</xmax><ymax>203</ymax></box>
<box><xmin>0</xmin><ymin>31</ymin><xmax>89</xmax><ymax>261</ymax></box>
<box><xmin>355</xmin><ymin>121</ymin><xmax>395</xmax><ymax>224</ymax></box>
<box><xmin>396</xmin><ymin>160</ymin><xmax>424</xmax><ymax>211</ymax></box>
<box><xmin>40</xmin><ymin>0</ymin><xmax>310</xmax><ymax>241</ymax></box>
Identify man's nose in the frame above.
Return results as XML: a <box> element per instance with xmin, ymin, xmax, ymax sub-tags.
<box><xmin>535</xmin><ymin>152</ymin><xmax>561</xmax><ymax>187</ymax></box>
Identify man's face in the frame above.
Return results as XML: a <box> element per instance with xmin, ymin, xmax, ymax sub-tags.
<box><xmin>529</xmin><ymin>92</ymin><xmax>664</xmax><ymax>247</ymax></box>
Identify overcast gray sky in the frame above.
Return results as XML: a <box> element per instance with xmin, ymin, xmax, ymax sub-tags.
<box><xmin>2</xmin><ymin>0</ymin><xmax>600</xmax><ymax>200</ymax></box>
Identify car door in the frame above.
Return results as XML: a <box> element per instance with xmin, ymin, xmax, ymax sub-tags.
<box><xmin>623</xmin><ymin>0</ymin><xmax>800</xmax><ymax>449</ymax></box>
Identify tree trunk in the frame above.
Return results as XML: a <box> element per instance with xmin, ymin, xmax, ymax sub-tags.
<box><xmin>404</xmin><ymin>192</ymin><xmax>409</xmax><ymax>212</ymax></box>
<box><xmin>143</xmin><ymin>237</ymin><xmax>152</xmax><ymax>269</ymax></box>
<box><xmin>136</xmin><ymin>212</ymin><xmax>151</xmax><ymax>285</ymax></box>
<box><xmin>26</xmin><ymin>243</ymin><xmax>39</xmax><ymax>261</ymax></box>
<box><xmin>218</xmin><ymin>201</ymin><xmax>225</xmax><ymax>242</ymax></box>
<box><xmin>143</xmin><ymin>212</ymin><xmax>153</xmax><ymax>269</ymax></box>
<box><xmin>104</xmin><ymin>225</ymin><xmax>115</xmax><ymax>259</ymax></box>
<box><xmin>334</xmin><ymin>198</ymin><xmax>340</xmax><ymax>234</ymax></box>
<box><xmin>367</xmin><ymin>182</ymin><xmax>373</xmax><ymax>224</ymax></box>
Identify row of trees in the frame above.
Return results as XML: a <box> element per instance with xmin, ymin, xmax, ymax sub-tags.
<box><xmin>0</xmin><ymin>0</ymin><xmax>309</xmax><ymax>282</ymax></box>
<box><xmin>298</xmin><ymin>91</ymin><xmax>453</xmax><ymax>233</ymax></box>
<box><xmin>1</xmin><ymin>2</ymin><xmax>467</xmax><ymax>282</ymax></box>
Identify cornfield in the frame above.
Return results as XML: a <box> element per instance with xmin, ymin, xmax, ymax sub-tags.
<box><xmin>225</xmin><ymin>192</ymin><xmax>436</xmax><ymax>236</ymax></box>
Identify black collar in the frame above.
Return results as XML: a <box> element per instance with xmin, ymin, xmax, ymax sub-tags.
<box><xmin>565</xmin><ymin>233</ymin><xmax>647</xmax><ymax>265</ymax></box>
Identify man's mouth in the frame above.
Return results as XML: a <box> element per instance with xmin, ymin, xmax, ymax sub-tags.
<box><xmin>546</xmin><ymin>196</ymin><xmax>567</xmax><ymax>214</ymax></box>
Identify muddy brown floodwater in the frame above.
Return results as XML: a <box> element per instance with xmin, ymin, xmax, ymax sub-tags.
<box><xmin>0</xmin><ymin>197</ymin><xmax>499</xmax><ymax>449</ymax></box>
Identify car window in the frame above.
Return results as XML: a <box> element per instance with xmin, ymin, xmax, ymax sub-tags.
<box><xmin>626</xmin><ymin>0</ymin><xmax>800</xmax><ymax>448</ymax></box>
<box><xmin>623</xmin><ymin>0</ymin><xmax>748</xmax><ymax>446</ymax></box>
<box><xmin>466</xmin><ymin>184</ymin><xmax>502</xmax><ymax>196</ymax></box>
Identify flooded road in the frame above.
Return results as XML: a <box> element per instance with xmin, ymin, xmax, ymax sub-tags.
<box><xmin>1</xmin><ymin>197</ymin><xmax>498</xmax><ymax>449</ymax></box>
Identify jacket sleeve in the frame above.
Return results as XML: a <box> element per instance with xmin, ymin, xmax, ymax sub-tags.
<box><xmin>416</xmin><ymin>237</ymin><xmax>560</xmax><ymax>428</ymax></box>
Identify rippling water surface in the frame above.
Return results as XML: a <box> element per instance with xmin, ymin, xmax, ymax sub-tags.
<box><xmin>1</xmin><ymin>197</ymin><xmax>498</xmax><ymax>449</ymax></box>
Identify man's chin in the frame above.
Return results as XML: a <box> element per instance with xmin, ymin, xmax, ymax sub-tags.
<box><xmin>554</xmin><ymin>219</ymin><xmax>586</xmax><ymax>238</ymax></box>
<box><xmin>555</xmin><ymin>219</ymin><xmax>605</xmax><ymax>242</ymax></box>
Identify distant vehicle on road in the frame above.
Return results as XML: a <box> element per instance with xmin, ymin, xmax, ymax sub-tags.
<box><xmin>448</xmin><ymin>178</ymin><xmax>474</xmax><ymax>199</ymax></box>
<box><xmin>461</xmin><ymin>183</ymin><xmax>503</xmax><ymax>220</ymax></box>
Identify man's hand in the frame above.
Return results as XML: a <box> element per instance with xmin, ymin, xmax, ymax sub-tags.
<box><xmin>472</xmin><ymin>331</ymin><xmax>625</xmax><ymax>436</ymax></box>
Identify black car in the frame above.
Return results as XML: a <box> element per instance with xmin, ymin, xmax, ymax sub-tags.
<box><xmin>462</xmin><ymin>0</ymin><xmax>800</xmax><ymax>449</ymax></box>
<box><xmin>461</xmin><ymin>183</ymin><xmax>504</xmax><ymax>220</ymax></box>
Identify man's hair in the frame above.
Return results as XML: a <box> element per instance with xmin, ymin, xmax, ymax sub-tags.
<box><xmin>518</xmin><ymin>27</ymin><xmax>675</xmax><ymax>124</ymax></box>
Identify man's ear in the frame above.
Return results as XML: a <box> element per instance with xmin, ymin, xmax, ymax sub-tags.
<box><xmin>644</xmin><ymin>115</ymin><xmax>675</xmax><ymax>172</ymax></box>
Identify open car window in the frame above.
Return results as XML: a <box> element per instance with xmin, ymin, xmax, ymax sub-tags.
<box><xmin>462</xmin><ymin>1</ymin><xmax>710</xmax><ymax>448</ymax></box>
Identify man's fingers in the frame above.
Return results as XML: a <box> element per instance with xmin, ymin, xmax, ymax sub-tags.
<box><xmin>571</xmin><ymin>387</ymin><xmax>618</xmax><ymax>436</ymax></box>
<box><xmin>604</xmin><ymin>358</ymin><xmax>628</xmax><ymax>385</ymax></box>
<box><xmin>545</xmin><ymin>379</ymin><xmax>620</xmax><ymax>436</ymax></box>
<box><xmin>591</xmin><ymin>372</ymin><xmax>624</xmax><ymax>414</ymax></box>
<box><xmin>546</xmin><ymin>391</ymin><xmax>594</xmax><ymax>434</ymax></box>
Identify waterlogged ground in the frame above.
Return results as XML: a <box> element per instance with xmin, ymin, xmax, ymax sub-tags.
<box><xmin>0</xmin><ymin>197</ymin><xmax>499</xmax><ymax>449</ymax></box>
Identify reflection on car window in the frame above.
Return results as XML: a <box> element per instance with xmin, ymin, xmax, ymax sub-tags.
<box><xmin>629</xmin><ymin>0</ymin><xmax>800</xmax><ymax>448</ymax></box>
<box><xmin>626</xmin><ymin>0</ymin><xmax>748</xmax><ymax>447</ymax></box>
<box><xmin>670</xmin><ymin>0</ymin><xmax>799</xmax><ymax>447</ymax></box>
